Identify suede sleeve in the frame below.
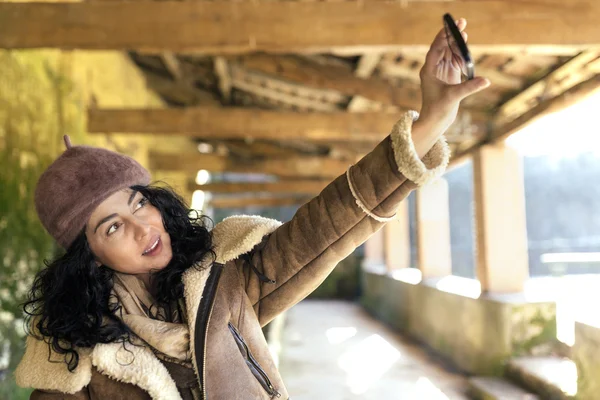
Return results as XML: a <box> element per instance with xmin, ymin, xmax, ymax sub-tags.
<box><xmin>237</xmin><ymin>113</ymin><xmax>450</xmax><ymax>326</ymax></box>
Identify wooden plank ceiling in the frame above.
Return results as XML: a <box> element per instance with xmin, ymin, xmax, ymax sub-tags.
<box><xmin>3</xmin><ymin>0</ymin><xmax>600</xmax><ymax>206</ymax></box>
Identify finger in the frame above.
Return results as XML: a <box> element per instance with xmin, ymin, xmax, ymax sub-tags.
<box><xmin>457</xmin><ymin>18</ymin><xmax>467</xmax><ymax>32</ymax></box>
<box><xmin>424</xmin><ymin>29</ymin><xmax>451</xmax><ymax>73</ymax></box>
<box><xmin>451</xmin><ymin>77</ymin><xmax>491</xmax><ymax>101</ymax></box>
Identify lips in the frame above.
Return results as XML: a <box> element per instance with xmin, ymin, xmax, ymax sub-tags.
<box><xmin>142</xmin><ymin>235</ymin><xmax>161</xmax><ymax>256</ymax></box>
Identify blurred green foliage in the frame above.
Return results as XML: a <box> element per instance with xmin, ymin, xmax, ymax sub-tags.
<box><xmin>0</xmin><ymin>50</ymin><xmax>85</xmax><ymax>400</ymax></box>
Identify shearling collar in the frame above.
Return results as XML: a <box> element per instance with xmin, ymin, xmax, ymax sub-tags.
<box><xmin>14</xmin><ymin>215</ymin><xmax>282</xmax><ymax>399</ymax></box>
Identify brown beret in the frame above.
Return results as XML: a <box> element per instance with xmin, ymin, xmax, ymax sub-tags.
<box><xmin>35</xmin><ymin>136</ymin><xmax>151</xmax><ymax>249</ymax></box>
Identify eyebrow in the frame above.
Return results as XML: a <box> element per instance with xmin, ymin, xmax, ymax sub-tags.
<box><xmin>94</xmin><ymin>213</ymin><xmax>118</xmax><ymax>234</ymax></box>
<box><xmin>127</xmin><ymin>190</ymin><xmax>139</xmax><ymax>207</ymax></box>
<box><xmin>93</xmin><ymin>191</ymin><xmax>140</xmax><ymax>234</ymax></box>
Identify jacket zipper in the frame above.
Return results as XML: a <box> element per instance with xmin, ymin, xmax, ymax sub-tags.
<box><xmin>228</xmin><ymin>322</ymin><xmax>281</xmax><ymax>398</ymax></box>
<box><xmin>195</xmin><ymin>262</ymin><xmax>224</xmax><ymax>400</ymax></box>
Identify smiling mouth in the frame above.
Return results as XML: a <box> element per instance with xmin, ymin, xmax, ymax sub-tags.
<box><xmin>142</xmin><ymin>237</ymin><xmax>161</xmax><ymax>256</ymax></box>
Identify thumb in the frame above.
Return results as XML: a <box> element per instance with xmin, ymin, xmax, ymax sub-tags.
<box><xmin>452</xmin><ymin>77</ymin><xmax>491</xmax><ymax>101</ymax></box>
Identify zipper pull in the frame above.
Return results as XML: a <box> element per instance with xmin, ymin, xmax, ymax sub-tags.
<box><xmin>269</xmin><ymin>387</ymin><xmax>281</xmax><ymax>398</ymax></box>
<box><xmin>250</xmin><ymin>263</ymin><xmax>276</xmax><ymax>284</ymax></box>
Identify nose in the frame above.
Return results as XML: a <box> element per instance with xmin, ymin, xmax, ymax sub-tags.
<box><xmin>132</xmin><ymin>217</ymin><xmax>151</xmax><ymax>242</ymax></box>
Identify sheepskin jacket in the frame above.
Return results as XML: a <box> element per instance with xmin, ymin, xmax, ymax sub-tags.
<box><xmin>15</xmin><ymin>113</ymin><xmax>450</xmax><ymax>400</ymax></box>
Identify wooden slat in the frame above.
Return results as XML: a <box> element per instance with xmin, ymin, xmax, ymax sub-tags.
<box><xmin>355</xmin><ymin>54</ymin><xmax>382</xmax><ymax>79</ymax></box>
<box><xmin>1</xmin><ymin>1</ymin><xmax>600</xmax><ymax>52</ymax></box>
<box><xmin>191</xmin><ymin>180</ymin><xmax>329</xmax><ymax>194</ymax></box>
<box><xmin>209</xmin><ymin>196</ymin><xmax>311</xmax><ymax>209</ymax></box>
<box><xmin>161</xmin><ymin>52</ymin><xmax>183</xmax><ymax>81</ymax></box>
<box><xmin>229</xmin><ymin>66</ymin><xmax>344</xmax><ymax>112</ymax></box>
<box><xmin>88</xmin><ymin>107</ymin><xmax>489</xmax><ymax>142</ymax></box>
<box><xmin>213</xmin><ymin>56</ymin><xmax>232</xmax><ymax>104</ymax></box>
<box><xmin>150</xmin><ymin>151</ymin><xmax>349</xmax><ymax>178</ymax></box>
<box><xmin>235</xmin><ymin>54</ymin><xmax>417</xmax><ymax>109</ymax></box>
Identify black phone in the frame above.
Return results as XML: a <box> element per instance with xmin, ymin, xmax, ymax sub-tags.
<box><xmin>443</xmin><ymin>13</ymin><xmax>475</xmax><ymax>80</ymax></box>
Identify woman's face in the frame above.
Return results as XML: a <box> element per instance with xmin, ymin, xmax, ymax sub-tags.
<box><xmin>85</xmin><ymin>188</ymin><xmax>173</xmax><ymax>275</ymax></box>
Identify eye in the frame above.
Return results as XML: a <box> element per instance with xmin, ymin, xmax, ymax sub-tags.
<box><xmin>135</xmin><ymin>197</ymin><xmax>149</xmax><ymax>211</ymax></box>
<box><xmin>107</xmin><ymin>223</ymin><xmax>120</xmax><ymax>236</ymax></box>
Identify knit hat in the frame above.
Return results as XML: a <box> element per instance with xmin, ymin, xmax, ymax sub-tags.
<box><xmin>35</xmin><ymin>136</ymin><xmax>151</xmax><ymax>250</ymax></box>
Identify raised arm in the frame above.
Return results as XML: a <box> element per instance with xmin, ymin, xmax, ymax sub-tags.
<box><xmin>236</xmin><ymin>18</ymin><xmax>491</xmax><ymax>326</ymax></box>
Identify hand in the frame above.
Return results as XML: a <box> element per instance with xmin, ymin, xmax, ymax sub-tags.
<box><xmin>417</xmin><ymin>18</ymin><xmax>491</xmax><ymax>138</ymax></box>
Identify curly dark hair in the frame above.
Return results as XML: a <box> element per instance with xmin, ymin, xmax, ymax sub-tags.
<box><xmin>23</xmin><ymin>184</ymin><xmax>216</xmax><ymax>371</ymax></box>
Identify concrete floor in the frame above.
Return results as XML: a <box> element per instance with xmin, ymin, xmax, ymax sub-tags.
<box><xmin>278</xmin><ymin>300</ymin><xmax>470</xmax><ymax>400</ymax></box>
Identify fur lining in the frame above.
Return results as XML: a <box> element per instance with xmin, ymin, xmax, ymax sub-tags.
<box><xmin>92</xmin><ymin>342</ymin><xmax>181</xmax><ymax>400</ymax></box>
<box><xmin>181</xmin><ymin>263</ymin><xmax>211</xmax><ymax>382</ymax></box>
<box><xmin>15</xmin><ymin>215</ymin><xmax>282</xmax><ymax>396</ymax></box>
<box><xmin>390</xmin><ymin>110</ymin><xmax>451</xmax><ymax>186</ymax></box>
<box><xmin>182</xmin><ymin>215</ymin><xmax>282</xmax><ymax>378</ymax></box>
<box><xmin>15</xmin><ymin>335</ymin><xmax>93</xmax><ymax>394</ymax></box>
<box><xmin>210</xmin><ymin>215</ymin><xmax>283</xmax><ymax>264</ymax></box>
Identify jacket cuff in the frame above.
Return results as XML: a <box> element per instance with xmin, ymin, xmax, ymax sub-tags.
<box><xmin>345</xmin><ymin>168</ymin><xmax>399</xmax><ymax>223</ymax></box>
<box><xmin>390</xmin><ymin>110</ymin><xmax>450</xmax><ymax>186</ymax></box>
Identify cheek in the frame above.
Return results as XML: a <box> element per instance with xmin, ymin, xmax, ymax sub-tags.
<box><xmin>147</xmin><ymin>208</ymin><xmax>166</xmax><ymax>229</ymax></box>
<box><xmin>90</xmin><ymin>237</ymin><xmax>139</xmax><ymax>271</ymax></box>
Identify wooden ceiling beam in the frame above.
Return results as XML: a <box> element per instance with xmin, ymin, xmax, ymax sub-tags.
<box><xmin>2</xmin><ymin>1</ymin><xmax>600</xmax><ymax>52</ymax></box>
<box><xmin>191</xmin><ymin>180</ymin><xmax>329</xmax><ymax>194</ymax></box>
<box><xmin>88</xmin><ymin>107</ymin><xmax>489</xmax><ymax>142</ymax></box>
<box><xmin>150</xmin><ymin>151</ymin><xmax>349</xmax><ymax>179</ymax></box>
<box><xmin>209</xmin><ymin>196</ymin><xmax>311</xmax><ymax>209</ymax></box>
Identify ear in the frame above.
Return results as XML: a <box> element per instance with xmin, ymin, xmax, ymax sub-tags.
<box><xmin>95</xmin><ymin>260</ymin><xmax>102</xmax><ymax>267</ymax></box>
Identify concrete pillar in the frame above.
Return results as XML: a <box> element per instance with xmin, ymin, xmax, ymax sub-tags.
<box><xmin>384</xmin><ymin>202</ymin><xmax>410</xmax><ymax>271</ymax></box>
<box><xmin>415</xmin><ymin>178</ymin><xmax>452</xmax><ymax>279</ymax></box>
<box><xmin>473</xmin><ymin>143</ymin><xmax>529</xmax><ymax>293</ymax></box>
<box><xmin>363</xmin><ymin>228</ymin><xmax>385</xmax><ymax>270</ymax></box>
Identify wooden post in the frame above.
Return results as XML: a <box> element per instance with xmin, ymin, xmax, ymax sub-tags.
<box><xmin>473</xmin><ymin>143</ymin><xmax>529</xmax><ymax>293</ymax></box>
<box><xmin>416</xmin><ymin>178</ymin><xmax>452</xmax><ymax>279</ymax></box>
<box><xmin>384</xmin><ymin>202</ymin><xmax>410</xmax><ymax>271</ymax></box>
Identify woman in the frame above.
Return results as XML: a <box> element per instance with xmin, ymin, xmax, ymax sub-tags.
<box><xmin>15</xmin><ymin>20</ymin><xmax>489</xmax><ymax>400</ymax></box>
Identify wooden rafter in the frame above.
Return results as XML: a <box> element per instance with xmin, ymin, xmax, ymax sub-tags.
<box><xmin>191</xmin><ymin>180</ymin><xmax>329</xmax><ymax>194</ymax></box>
<box><xmin>496</xmin><ymin>50</ymin><xmax>600</xmax><ymax>125</ymax></box>
<box><xmin>451</xmin><ymin>73</ymin><xmax>600</xmax><ymax>166</ymax></box>
<box><xmin>229</xmin><ymin>65</ymin><xmax>345</xmax><ymax>112</ymax></box>
<box><xmin>88</xmin><ymin>107</ymin><xmax>489</xmax><ymax>142</ymax></box>
<box><xmin>234</xmin><ymin>54</ymin><xmax>417</xmax><ymax>110</ymax></box>
<box><xmin>161</xmin><ymin>52</ymin><xmax>183</xmax><ymax>81</ymax></box>
<box><xmin>355</xmin><ymin>54</ymin><xmax>383</xmax><ymax>79</ymax></box>
<box><xmin>2</xmin><ymin>1</ymin><xmax>599</xmax><ymax>52</ymax></box>
<box><xmin>142</xmin><ymin>70</ymin><xmax>221</xmax><ymax>106</ymax></box>
<box><xmin>150</xmin><ymin>151</ymin><xmax>349</xmax><ymax>179</ymax></box>
<box><xmin>492</xmin><ymin>73</ymin><xmax>600</xmax><ymax>143</ymax></box>
<box><xmin>213</xmin><ymin>56</ymin><xmax>232</xmax><ymax>104</ymax></box>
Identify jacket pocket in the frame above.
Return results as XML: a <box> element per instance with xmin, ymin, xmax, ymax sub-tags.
<box><xmin>228</xmin><ymin>322</ymin><xmax>281</xmax><ymax>398</ymax></box>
